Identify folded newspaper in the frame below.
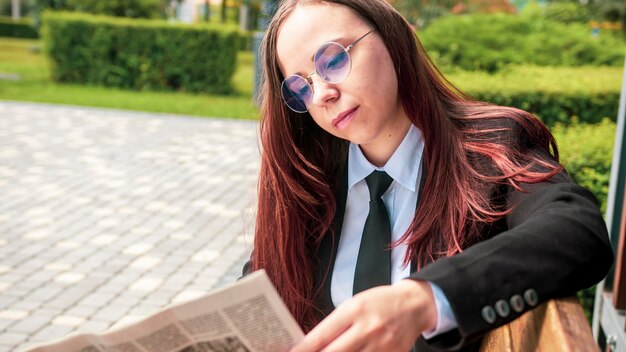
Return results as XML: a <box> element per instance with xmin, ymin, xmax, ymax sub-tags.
<box><xmin>24</xmin><ymin>270</ymin><xmax>305</xmax><ymax>352</ymax></box>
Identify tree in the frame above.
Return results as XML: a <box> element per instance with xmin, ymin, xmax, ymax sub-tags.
<box><xmin>66</xmin><ymin>0</ymin><xmax>163</xmax><ymax>18</ymax></box>
<box><xmin>11</xmin><ymin>0</ymin><xmax>20</xmax><ymax>19</ymax></box>
<box><xmin>221</xmin><ymin>0</ymin><xmax>227</xmax><ymax>23</ymax></box>
<box><xmin>392</xmin><ymin>0</ymin><xmax>456</xmax><ymax>28</ymax></box>
<box><xmin>594</xmin><ymin>0</ymin><xmax>626</xmax><ymax>38</ymax></box>
<box><xmin>392</xmin><ymin>0</ymin><xmax>517</xmax><ymax>29</ymax></box>
<box><xmin>543</xmin><ymin>0</ymin><xmax>626</xmax><ymax>38</ymax></box>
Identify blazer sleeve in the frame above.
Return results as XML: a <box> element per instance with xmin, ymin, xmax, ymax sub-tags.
<box><xmin>410</xmin><ymin>161</ymin><xmax>614</xmax><ymax>350</ymax></box>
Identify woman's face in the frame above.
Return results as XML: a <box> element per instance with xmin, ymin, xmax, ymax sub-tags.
<box><xmin>276</xmin><ymin>2</ymin><xmax>411</xmax><ymax>165</ymax></box>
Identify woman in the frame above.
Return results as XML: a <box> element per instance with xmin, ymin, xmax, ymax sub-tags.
<box><xmin>243</xmin><ymin>0</ymin><xmax>614</xmax><ymax>350</ymax></box>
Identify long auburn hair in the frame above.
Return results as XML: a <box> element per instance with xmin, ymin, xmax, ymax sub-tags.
<box><xmin>252</xmin><ymin>0</ymin><xmax>562</xmax><ymax>331</ymax></box>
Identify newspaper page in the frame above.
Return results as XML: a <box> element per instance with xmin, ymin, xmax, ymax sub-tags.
<box><xmin>22</xmin><ymin>270</ymin><xmax>305</xmax><ymax>352</ymax></box>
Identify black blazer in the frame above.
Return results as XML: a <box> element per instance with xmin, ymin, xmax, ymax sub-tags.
<box><xmin>244</xmin><ymin>142</ymin><xmax>614</xmax><ymax>351</ymax></box>
<box><xmin>312</xmin><ymin>146</ymin><xmax>613</xmax><ymax>351</ymax></box>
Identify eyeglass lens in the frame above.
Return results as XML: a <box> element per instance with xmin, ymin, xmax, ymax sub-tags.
<box><xmin>281</xmin><ymin>42</ymin><xmax>352</xmax><ymax>113</ymax></box>
<box><xmin>314</xmin><ymin>43</ymin><xmax>351</xmax><ymax>84</ymax></box>
<box><xmin>281</xmin><ymin>75</ymin><xmax>312</xmax><ymax>113</ymax></box>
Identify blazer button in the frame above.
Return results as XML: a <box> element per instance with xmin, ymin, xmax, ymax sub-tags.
<box><xmin>510</xmin><ymin>294</ymin><xmax>525</xmax><ymax>312</ymax></box>
<box><xmin>524</xmin><ymin>289</ymin><xmax>539</xmax><ymax>307</ymax></box>
<box><xmin>495</xmin><ymin>299</ymin><xmax>510</xmax><ymax>318</ymax></box>
<box><xmin>481</xmin><ymin>306</ymin><xmax>497</xmax><ymax>324</ymax></box>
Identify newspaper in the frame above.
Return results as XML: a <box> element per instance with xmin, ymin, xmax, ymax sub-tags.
<box><xmin>23</xmin><ymin>270</ymin><xmax>305</xmax><ymax>352</ymax></box>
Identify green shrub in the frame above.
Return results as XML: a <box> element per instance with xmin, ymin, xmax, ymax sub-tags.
<box><xmin>0</xmin><ymin>16</ymin><xmax>39</xmax><ymax>38</ymax></box>
<box><xmin>239</xmin><ymin>31</ymin><xmax>253</xmax><ymax>51</ymax></box>
<box><xmin>578</xmin><ymin>285</ymin><xmax>596</xmax><ymax>323</ymax></box>
<box><xmin>420</xmin><ymin>13</ymin><xmax>625</xmax><ymax>72</ymax></box>
<box><xmin>42</xmin><ymin>11</ymin><xmax>239</xmax><ymax>94</ymax></box>
<box><xmin>543</xmin><ymin>2</ymin><xmax>590</xmax><ymax>24</ymax></box>
<box><xmin>447</xmin><ymin>65</ymin><xmax>622</xmax><ymax>127</ymax></box>
<box><xmin>66</xmin><ymin>0</ymin><xmax>163</xmax><ymax>19</ymax></box>
<box><xmin>30</xmin><ymin>0</ymin><xmax>163</xmax><ymax>19</ymax></box>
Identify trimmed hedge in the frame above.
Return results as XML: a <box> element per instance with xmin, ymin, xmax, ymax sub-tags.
<box><xmin>65</xmin><ymin>0</ymin><xmax>163</xmax><ymax>19</ymax></box>
<box><xmin>447</xmin><ymin>65</ymin><xmax>622</xmax><ymax>127</ymax></box>
<box><xmin>238</xmin><ymin>31</ymin><xmax>253</xmax><ymax>51</ymax></box>
<box><xmin>419</xmin><ymin>13</ymin><xmax>625</xmax><ymax>72</ymax></box>
<box><xmin>42</xmin><ymin>11</ymin><xmax>239</xmax><ymax>94</ymax></box>
<box><xmin>0</xmin><ymin>16</ymin><xmax>39</xmax><ymax>38</ymax></box>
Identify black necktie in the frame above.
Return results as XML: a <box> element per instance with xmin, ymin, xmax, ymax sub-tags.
<box><xmin>353</xmin><ymin>170</ymin><xmax>394</xmax><ymax>295</ymax></box>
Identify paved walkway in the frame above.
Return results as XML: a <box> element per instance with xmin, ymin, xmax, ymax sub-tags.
<box><xmin>0</xmin><ymin>101</ymin><xmax>258</xmax><ymax>351</ymax></box>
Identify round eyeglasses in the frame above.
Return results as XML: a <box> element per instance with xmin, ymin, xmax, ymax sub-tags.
<box><xmin>280</xmin><ymin>29</ymin><xmax>375</xmax><ymax>113</ymax></box>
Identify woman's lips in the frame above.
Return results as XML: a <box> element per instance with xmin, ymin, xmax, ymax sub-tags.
<box><xmin>333</xmin><ymin>107</ymin><xmax>358</xmax><ymax>130</ymax></box>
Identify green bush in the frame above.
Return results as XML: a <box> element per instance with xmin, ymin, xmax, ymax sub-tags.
<box><xmin>31</xmin><ymin>0</ymin><xmax>163</xmax><ymax>19</ymax></box>
<box><xmin>239</xmin><ymin>31</ymin><xmax>253</xmax><ymax>51</ymax></box>
<box><xmin>66</xmin><ymin>0</ymin><xmax>162</xmax><ymax>19</ymax></box>
<box><xmin>42</xmin><ymin>11</ymin><xmax>239</xmax><ymax>94</ymax></box>
<box><xmin>543</xmin><ymin>2</ymin><xmax>590</xmax><ymax>24</ymax></box>
<box><xmin>0</xmin><ymin>16</ymin><xmax>38</xmax><ymax>38</ymax></box>
<box><xmin>448</xmin><ymin>65</ymin><xmax>622</xmax><ymax>127</ymax></box>
<box><xmin>420</xmin><ymin>13</ymin><xmax>625</xmax><ymax>72</ymax></box>
<box><xmin>578</xmin><ymin>285</ymin><xmax>596</xmax><ymax>323</ymax></box>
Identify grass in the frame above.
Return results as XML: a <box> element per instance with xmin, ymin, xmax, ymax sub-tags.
<box><xmin>0</xmin><ymin>37</ymin><xmax>259</xmax><ymax>119</ymax></box>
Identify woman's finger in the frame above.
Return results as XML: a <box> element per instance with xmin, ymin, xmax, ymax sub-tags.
<box><xmin>290</xmin><ymin>307</ymin><xmax>353</xmax><ymax>352</ymax></box>
<box><xmin>319</xmin><ymin>323</ymin><xmax>368</xmax><ymax>352</ymax></box>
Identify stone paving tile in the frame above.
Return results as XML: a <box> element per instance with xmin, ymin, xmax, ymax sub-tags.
<box><xmin>0</xmin><ymin>332</ymin><xmax>29</xmax><ymax>348</ymax></box>
<box><xmin>11</xmin><ymin>317</ymin><xmax>52</xmax><ymax>335</ymax></box>
<box><xmin>74</xmin><ymin>319</ymin><xmax>111</xmax><ymax>334</ymax></box>
<box><xmin>28</xmin><ymin>325</ymin><xmax>74</xmax><ymax>344</ymax></box>
<box><xmin>0</xmin><ymin>102</ymin><xmax>255</xmax><ymax>351</ymax></box>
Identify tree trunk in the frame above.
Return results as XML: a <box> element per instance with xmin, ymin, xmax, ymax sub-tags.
<box><xmin>221</xmin><ymin>0</ymin><xmax>227</xmax><ymax>23</ymax></box>
<box><xmin>622</xmin><ymin>12</ymin><xmax>626</xmax><ymax>40</ymax></box>
<box><xmin>12</xmin><ymin>0</ymin><xmax>21</xmax><ymax>20</ymax></box>
<box><xmin>239</xmin><ymin>4</ymin><xmax>248</xmax><ymax>31</ymax></box>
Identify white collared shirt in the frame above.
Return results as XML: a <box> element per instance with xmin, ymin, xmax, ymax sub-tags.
<box><xmin>330</xmin><ymin>124</ymin><xmax>457</xmax><ymax>338</ymax></box>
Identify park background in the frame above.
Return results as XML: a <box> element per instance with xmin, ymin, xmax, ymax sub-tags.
<box><xmin>0</xmin><ymin>0</ymin><xmax>624</xmax><ymax>348</ymax></box>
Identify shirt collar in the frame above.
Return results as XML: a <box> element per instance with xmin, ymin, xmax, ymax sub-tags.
<box><xmin>348</xmin><ymin>124</ymin><xmax>424</xmax><ymax>192</ymax></box>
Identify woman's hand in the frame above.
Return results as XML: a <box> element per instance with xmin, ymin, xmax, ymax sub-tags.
<box><xmin>289</xmin><ymin>279</ymin><xmax>437</xmax><ymax>352</ymax></box>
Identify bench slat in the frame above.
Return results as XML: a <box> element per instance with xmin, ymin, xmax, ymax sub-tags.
<box><xmin>480</xmin><ymin>297</ymin><xmax>597</xmax><ymax>351</ymax></box>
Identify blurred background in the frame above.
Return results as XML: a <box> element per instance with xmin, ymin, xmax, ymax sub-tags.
<box><xmin>0</xmin><ymin>0</ymin><xmax>622</xmax><ymax>119</ymax></box>
<box><xmin>0</xmin><ymin>0</ymin><xmax>624</xmax><ymax>349</ymax></box>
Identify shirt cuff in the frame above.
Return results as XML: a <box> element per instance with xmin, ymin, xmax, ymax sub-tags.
<box><xmin>422</xmin><ymin>281</ymin><xmax>458</xmax><ymax>340</ymax></box>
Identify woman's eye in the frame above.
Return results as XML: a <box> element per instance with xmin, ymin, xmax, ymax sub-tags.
<box><xmin>326</xmin><ymin>52</ymin><xmax>348</xmax><ymax>70</ymax></box>
<box><xmin>298</xmin><ymin>84</ymin><xmax>310</xmax><ymax>95</ymax></box>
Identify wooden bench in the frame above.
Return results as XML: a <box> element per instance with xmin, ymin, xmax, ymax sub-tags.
<box><xmin>480</xmin><ymin>297</ymin><xmax>598</xmax><ymax>352</ymax></box>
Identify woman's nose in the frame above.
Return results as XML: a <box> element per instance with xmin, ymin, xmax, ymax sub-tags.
<box><xmin>310</xmin><ymin>74</ymin><xmax>339</xmax><ymax>107</ymax></box>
